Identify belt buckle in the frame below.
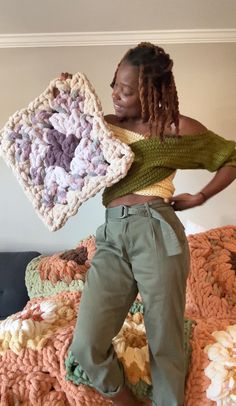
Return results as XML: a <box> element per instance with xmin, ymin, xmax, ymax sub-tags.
<box><xmin>120</xmin><ymin>205</ymin><xmax>128</xmax><ymax>218</ymax></box>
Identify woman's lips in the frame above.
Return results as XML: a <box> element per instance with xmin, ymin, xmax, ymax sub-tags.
<box><xmin>113</xmin><ymin>103</ymin><xmax>124</xmax><ymax>112</ymax></box>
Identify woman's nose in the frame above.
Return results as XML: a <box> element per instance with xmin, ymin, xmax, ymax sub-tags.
<box><xmin>112</xmin><ymin>88</ymin><xmax>120</xmax><ymax>101</ymax></box>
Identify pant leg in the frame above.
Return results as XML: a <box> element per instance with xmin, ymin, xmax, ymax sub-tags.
<box><xmin>69</xmin><ymin>219</ymin><xmax>138</xmax><ymax>397</ymax></box>
<box><xmin>126</xmin><ymin>204</ymin><xmax>190</xmax><ymax>406</ymax></box>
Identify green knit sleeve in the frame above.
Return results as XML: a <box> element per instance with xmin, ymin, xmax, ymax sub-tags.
<box><xmin>199</xmin><ymin>131</ymin><xmax>236</xmax><ymax>169</ymax></box>
<box><xmin>129</xmin><ymin>131</ymin><xmax>236</xmax><ymax>171</ymax></box>
<box><xmin>223</xmin><ymin>148</ymin><xmax>236</xmax><ymax>167</ymax></box>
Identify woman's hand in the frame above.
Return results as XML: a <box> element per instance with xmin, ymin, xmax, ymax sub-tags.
<box><xmin>166</xmin><ymin>166</ymin><xmax>236</xmax><ymax>211</ymax></box>
<box><xmin>165</xmin><ymin>193</ymin><xmax>206</xmax><ymax>211</ymax></box>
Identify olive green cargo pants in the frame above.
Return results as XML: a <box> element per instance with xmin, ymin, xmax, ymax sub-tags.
<box><xmin>70</xmin><ymin>199</ymin><xmax>190</xmax><ymax>406</ymax></box>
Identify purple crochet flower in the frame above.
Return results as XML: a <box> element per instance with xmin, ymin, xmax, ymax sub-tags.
<box><xmin>44</xmin><ymin>130</ymin><xmax>80</xmax><ymax>172</ymax></box>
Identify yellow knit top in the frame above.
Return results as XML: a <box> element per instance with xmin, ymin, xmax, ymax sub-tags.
<box><xmin>109</xmin><ymin>124</ymin><xmax>175</xmax><ymax>198</ymax></box>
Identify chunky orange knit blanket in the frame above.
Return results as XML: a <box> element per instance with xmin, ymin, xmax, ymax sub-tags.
<box><xmin>1</xmin><ymin>226</ymin><xmax>236</xmax><ymax>405</ymax></box>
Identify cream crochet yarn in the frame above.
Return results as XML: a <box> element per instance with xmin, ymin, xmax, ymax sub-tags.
<box><xmin>0</xmin><ymin>72</ymin><xmax>134</xmax><ymax>231</ymax></box>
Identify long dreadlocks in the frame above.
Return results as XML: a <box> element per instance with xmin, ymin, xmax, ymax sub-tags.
<box><xmin>111</xmin><ymin>42</ymin><xmax>179</xmax><ymax>139</ymax></box>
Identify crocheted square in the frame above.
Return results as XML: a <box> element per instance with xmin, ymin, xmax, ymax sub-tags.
<box><xmin>0</xmin><ymin>72</ymin><xmax>134</xmax><ymax>231</ymax></box>
<box><xmin>25</xmin><ymin>235</ymin><xmax>96</xmax><ymax>299</ymax></box>
<box><xmin>185</xmin><ymin>226</ymin><xmax>236</xmax><ymax>319</ymax></box>
<box><xmin>184</xmin><ymin>318</ymin><xmax>234</xmax><ymax>406</ymax></box>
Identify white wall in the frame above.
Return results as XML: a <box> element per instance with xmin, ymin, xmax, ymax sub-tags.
<box><xmin>0</xmin><ymin>43</ymin><xmax>235</xmax><ymax>253</ymax></box>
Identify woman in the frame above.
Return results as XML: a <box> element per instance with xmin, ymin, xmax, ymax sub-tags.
<box><xmin>69</xmin><ymin>42</ymin><xmax>236</xmax><ymax>406</ymax></box>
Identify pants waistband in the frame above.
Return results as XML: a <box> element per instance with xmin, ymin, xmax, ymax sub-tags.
<box><xmin>105</xmin><ymin>199</ymin><xmax>182</xmax><ymax>257</ymax></box>
<box><xmin>106</xmin><ymin>198</ymin><xmax>166</xmax><ymax>219</ymax></box>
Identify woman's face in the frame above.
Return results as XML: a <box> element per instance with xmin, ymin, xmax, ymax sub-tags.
<box><xmin>112</xmin><ymin>62</ymin><xmax>142</xmax><ymax>120</ymax></box>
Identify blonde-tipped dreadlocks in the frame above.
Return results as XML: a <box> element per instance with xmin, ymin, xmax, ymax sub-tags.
<box><xmin>111</xmin><ymin>42</ymin><xmax>179</xmax><ymax>139</ymax></box>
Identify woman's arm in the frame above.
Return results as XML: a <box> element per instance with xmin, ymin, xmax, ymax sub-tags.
<box><xmin>167</xmin><ymin>115</ymin><xmax>236</xmax><ymax>211</ymax></box>
<box><xmin>169</xmin><ymin>165</ymin><xmax>236</xmax><ymax>211</ymax></box>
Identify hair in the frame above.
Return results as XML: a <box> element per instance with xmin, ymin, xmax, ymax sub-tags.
<box><xmin>111</xmin><ymin>42</ymin><xmax>179</xmax><ymax>139</ymax></box>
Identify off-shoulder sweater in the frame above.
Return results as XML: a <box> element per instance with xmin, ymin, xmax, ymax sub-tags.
<box><xmin>103</xmin><ymin>127</ymin><xmax>236</xmax><ymax>207</ymax></box>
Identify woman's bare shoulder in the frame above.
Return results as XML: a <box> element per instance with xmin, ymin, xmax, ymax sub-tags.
<box><xmin>178</xmin><ymin>115</ymin><xmax>208</xmax><ymax>136</ymax></box>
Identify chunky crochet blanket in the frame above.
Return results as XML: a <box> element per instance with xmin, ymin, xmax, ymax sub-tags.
<box><xmin>1</xmin><ymin>226</ymin><xmax>236</xmax><ymax>405</ymax></box>
<box><xmin>185</xmin><ymin>226</ymin><xmax>236</xmax><ymax>405</ymax></box>
<box><xmin>0</xmin><ymin>72</ymin><xmax>133</xmax><ymax>231</ymax></box>
<box><xmin>25</xmin><ymin>235</ymin><xmax>96</xmax><ymax>299</ymax></box>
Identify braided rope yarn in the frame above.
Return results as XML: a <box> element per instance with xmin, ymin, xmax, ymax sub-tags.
<box><xmin>0</xmin><ymin>72</ymin><xmax>134</xmax><ymax>231</ymax></box>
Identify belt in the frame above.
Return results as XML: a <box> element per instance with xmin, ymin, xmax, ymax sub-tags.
<box><xmin>106</xmin><ymin>202</ymin><xmax>182</xmax><ymax>256</ymax></box>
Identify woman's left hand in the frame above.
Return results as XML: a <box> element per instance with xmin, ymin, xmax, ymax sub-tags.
<box><xmin>165</xmin><ymin>193</ymin><xmax>206</xmax><ymax>211</ymax></box>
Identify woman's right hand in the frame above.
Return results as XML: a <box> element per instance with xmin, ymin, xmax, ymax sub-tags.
<box><xmin>165</xmin><ymin>192</ymin><xmax>206</xmax><ymax>211</ymax></box>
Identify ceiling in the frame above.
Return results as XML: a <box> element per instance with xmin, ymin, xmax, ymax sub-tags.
<box><xmin>0</xmin><ymin>0</ymin><xmax>236</xmax><ymax>35</ymax></box>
